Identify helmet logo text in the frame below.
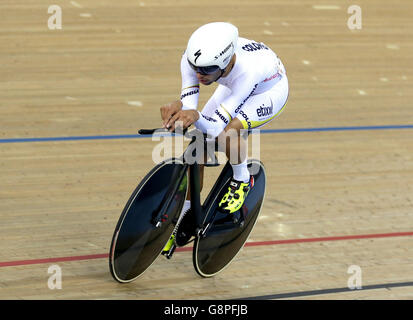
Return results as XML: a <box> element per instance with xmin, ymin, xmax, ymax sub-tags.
<box><xmin>194</xmin><ymin>49</ymin><xmax>202</xmax><ymax>63</ymax></box>
<box><xmin>214</xmin><ymin>42</ymin><xmax>234</xmax><ymax>60</ymax></box>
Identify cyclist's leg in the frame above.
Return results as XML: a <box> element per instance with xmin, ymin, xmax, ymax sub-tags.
<box><xmin>235</xmin><ymin>75</ymin><xmax>289</xmax><ymax>131</ymax></box>
<box><xmin>216</xmin><ymin>118</ymin><xmax>253</xmax><ymax>213</ymax></box>
<box><xmin>217</xmin><ymin>75</ymin><xmax>289</xmax><ymax>213</ymax></box>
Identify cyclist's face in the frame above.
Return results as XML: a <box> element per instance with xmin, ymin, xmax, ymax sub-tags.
<box><xmin>196</xmin><ymin>69</ymin><xmax>221</xmax><ymax>85</ymax></box>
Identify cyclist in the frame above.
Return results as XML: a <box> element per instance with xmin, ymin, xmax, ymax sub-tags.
<box><xmin>161</xmin><ymin>22</ymin><xmax>288</xmax><ymax>252</ymax></box>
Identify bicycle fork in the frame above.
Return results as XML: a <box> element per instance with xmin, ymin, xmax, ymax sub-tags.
<box><xmin>161</xmin><ymin>163</ymin><xmax>207</xmax><ymax>259</ymax></box>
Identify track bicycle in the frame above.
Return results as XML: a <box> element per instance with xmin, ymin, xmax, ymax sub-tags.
<box><xmin>109</xmin><ymin>128</ymin><xmax>266</xmax><ymax>282</ymax></box>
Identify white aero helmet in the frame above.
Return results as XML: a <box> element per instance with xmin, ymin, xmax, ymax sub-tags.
<box><xmin>186</xmin><ymin>22</ymin><xmax>238</xmax><ymax>73</ymax></box>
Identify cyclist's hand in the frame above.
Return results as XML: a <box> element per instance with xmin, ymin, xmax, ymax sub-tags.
<box><xmin>160</xmin><ymin>100</ymin><xmax>182</xmax><ymax>129</ymax></box>
<box><xmin>166</xmin><ymin>110</ymin><xmax>199</xmax><ymax>132</ymax></box>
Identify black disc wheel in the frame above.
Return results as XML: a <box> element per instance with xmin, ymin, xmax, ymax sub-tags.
<box><xmin>193</xmin><ymin>159</ymin><xmax>266</xmax><ymax>277</ymax></box>
<box><xmin>109</xmin><ymin>158</ymin><xmax>187</xmax><ymax>282</ymax></box>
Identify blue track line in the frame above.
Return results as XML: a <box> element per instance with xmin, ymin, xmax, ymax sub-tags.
<box><xmin>1</xmin><ymin>124</ymin><xmax>413</xmax><ymax>144</ymax></box>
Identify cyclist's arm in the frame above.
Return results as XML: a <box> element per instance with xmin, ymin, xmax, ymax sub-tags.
<box><xmin>161</xmin><ymin>54</ymin><xmax>201</xmax><ymax>129</ymax></box>
<box><xmin>195</xmin><ymin>75</ymin><xmax>258</xmax><ymax>137</ymax></box>
<box><xmin>180</xmin><ymin>53</ymin><xmax>200</xmax><ymax>111</ymax></box>
<box><xmin>219</xmin><ymin>77</ymin><xmax>259</xmax><ymax>119</ymax></box>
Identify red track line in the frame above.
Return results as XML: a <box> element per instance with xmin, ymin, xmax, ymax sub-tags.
<box><xmin>242</xmin><ymin>231</ymin><xmax>413</xmax><ymax>247</ymax></box>
<box><xmin>0</xmin><ymin>254</ymin><xmax>108</xmax><ymax>268</ymax></box>
<box><xmin>1</xmin><ymin>231</ymin><xmax>412</xmax><ymax>268</ymax></box>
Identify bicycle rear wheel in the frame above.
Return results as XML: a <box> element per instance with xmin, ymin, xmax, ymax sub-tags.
<box><xmin>193</xmin><ymin>159</ymin><xmax>266</xmax><ymax>277</ymax></box>
<box><xmin>109</xmin><ymin>158</ymin><xmax>187</xmax><ymax>283</ymax></box>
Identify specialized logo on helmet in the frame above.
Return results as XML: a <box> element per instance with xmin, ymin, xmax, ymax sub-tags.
<box><xmin>214</xmin><ymin>42</ymin><xmax>234</xmax><ymax>60</ymax></box>
<box><xmin>194</xmin><ymin>49</ymin><xmax>202</xmax><ymax>63</ymax></box>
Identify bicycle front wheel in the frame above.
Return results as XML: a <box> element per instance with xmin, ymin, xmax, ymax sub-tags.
<box><xmin>109</xmin><ymin>158</ymin><xmax>187</xmax><ymax>283</ymax></box>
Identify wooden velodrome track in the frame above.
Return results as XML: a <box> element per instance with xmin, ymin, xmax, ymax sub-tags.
<box><xmin>1</xmin><ymin>0</ymin><xmax>412</xmax><ymax>300</ymax></box>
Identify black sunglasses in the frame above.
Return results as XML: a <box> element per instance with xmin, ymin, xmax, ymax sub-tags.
<box><xmin>188</xmin><ymin>59</ymin><xmax>221</xmax><ymax>75</ymax></box>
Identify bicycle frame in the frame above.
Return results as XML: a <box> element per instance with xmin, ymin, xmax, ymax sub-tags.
<box><xmin>158</xmin><ymin>129</ymin><xmax>220</xmax><ymax>257</ymax></box>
